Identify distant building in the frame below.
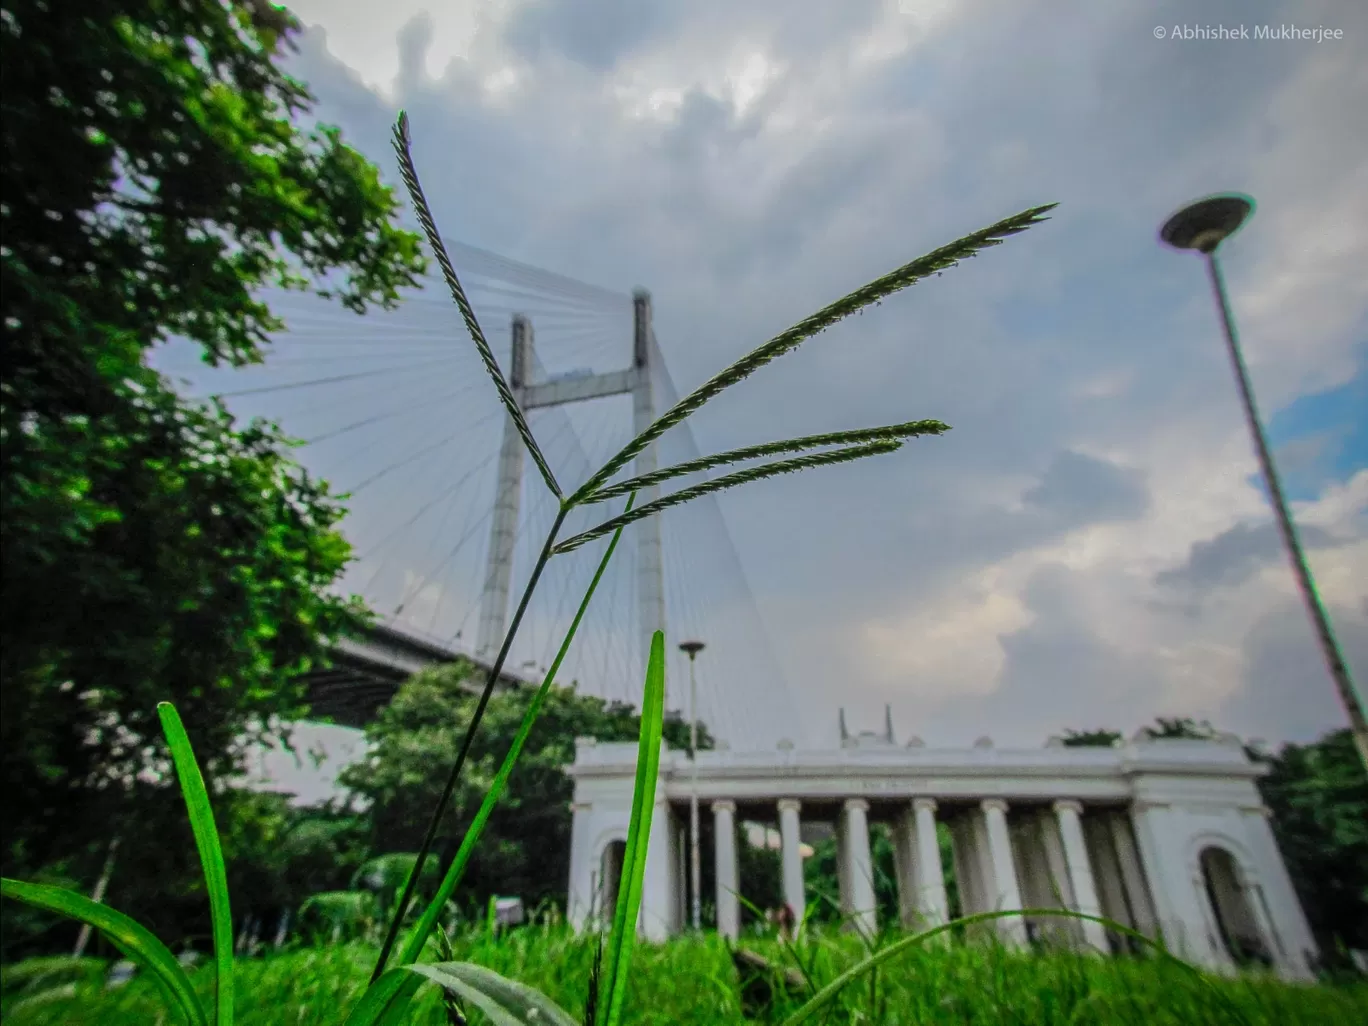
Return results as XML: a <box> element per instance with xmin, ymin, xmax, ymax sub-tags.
<box><xmin>565</xmin><ymin>709</ymin><xmax>1316</xmax><ymax>981</ymax></box>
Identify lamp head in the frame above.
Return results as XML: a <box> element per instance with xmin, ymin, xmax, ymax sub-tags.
<box><xmin>1160</xmin><ymin>194</ymin><xmax>1255</xmax><ymax>254</ymax></box>
<box><xmin>679</xmin><ymin>640</ymin><xmax>705</xmax><ymax>658</ymax></box>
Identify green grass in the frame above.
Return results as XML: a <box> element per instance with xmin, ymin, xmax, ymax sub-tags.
<box><xmin>5</xmin><ymin>929</ymin><xmax>1365</xmax><ymax>1025</ymax></box>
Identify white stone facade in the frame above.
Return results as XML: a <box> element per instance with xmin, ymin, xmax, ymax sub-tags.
<box><xmin>565</xmin><ymin>731</ymin><xmax>1318</xmax><ymax>981</ymax></box>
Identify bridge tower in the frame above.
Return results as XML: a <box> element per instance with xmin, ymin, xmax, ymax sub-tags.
<box><xmin>475</xmin><ymin>290</ymin><xmax>666</xmax><ymax>676</ymax></box>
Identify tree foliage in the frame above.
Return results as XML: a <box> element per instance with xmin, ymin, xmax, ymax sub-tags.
<box><xmin>1060</xmin><ymin>728</ymin><xmax>1123</xmax><ymax>747</ymax></box>
<box><xmin>1255</xmin><ymin>729</ymin><xmax>1368</xmax><ymax>957</ymax></box>
<box><xmin>3</xmin><ymin>788</ymin><xmax>368</xmax><ymax>962</ymax></box>
<box><xmin>1142</xmin><ymin>717</ymin><xmax>1223</xmax><ymax>741</ymax></box>
<box><xmin>341</xmin><ymin>661</ymin><xmax>712</xmax><ymax>916</ymax></box>
<box><xmin>0</xmin><ymin>0</ymin><xmax>424</xmax><ymax>896</ymax></box>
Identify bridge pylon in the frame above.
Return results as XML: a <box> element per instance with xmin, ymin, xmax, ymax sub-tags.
<box><xmin>475</xmin><ymin>291</ymin><xmax>666</xmax><ymax>679</ymax></box>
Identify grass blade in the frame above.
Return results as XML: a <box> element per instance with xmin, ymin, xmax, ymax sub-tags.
<box><xmin>598</xmin><ymin>630</ymin><xmax>668</xmax><ymax>1026</ymax></box>
<box><xmin>778</xmin><ymin>908</ymin><xmax>1254</xmax><ymax>1026</ymax></box>
<box><xmin>569</xmin><ymin>203</ymin><xmax>1055</xmax><ymax>506</ymax></box>
<box><xmin>157</xmin><ymin>702</ymin><xmax>233</xmax><ymax>1026</ymax></box>
<box><xmin>582</xmin><ymin>419</ymin><xmax>949</xmax><ymax>504</ymax></box>
<box><xmin>0</xmin><ymin>878</ymin><xmax>209</xmax><ymax>1026</ymax></box>
<box><xmin>394</xmin><ymin>496</ymin><xmax>636</xmax><ymax>967</ymax></box>
<box><xmin>583</xmin><ymin>938</ymin><xmax>603</xmax><ymax>1026</ymax></box>
<box><xmin>405</xmin><ymin>962</ymin><xmax>579</xmax><ymax>1026</ymax></box>
<box><xmin>555</xmin><ymin>441</ymin><xmax>902</xmax><ymax>555</ymax></box>
<box><xmin>342</xmin><ymin>969</ymin><xmax>424</xmax><ymax>1026</ymax></box>
<box><xmin>390</xmin><ymin>110</ymin><xmax>561</xmax><ymax>499</ymax></box>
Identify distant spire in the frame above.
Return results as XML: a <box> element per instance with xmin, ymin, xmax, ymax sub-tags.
<box><xmin>884</xmin><ymin>704</ymin><xmax>895</xmax><ymax>745</ymax></box>
<box><xmin>839</xmin><ymin>707</ymin><xmax>848</xmax><ymax>742</ymax></box>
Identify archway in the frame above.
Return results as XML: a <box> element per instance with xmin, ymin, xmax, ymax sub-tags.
<box><xmin>599</xmin><ymin>840</ymin><xmax>626</xmax><ymax>927</ymax></box>
<box><xmin>1199</xmin><ymin>846</ymin><xmax>1271</xmax><ymax>967</ymax></box>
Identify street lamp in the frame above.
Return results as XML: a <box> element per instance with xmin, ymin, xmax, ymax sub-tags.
<box><xmin>679</xmin><ymin>639</ymin><xmax>706</xmax><ymax>932</ymax></box>
<box><xmin>1160</xmin><ymin>194</ymin><xmax>1368</xmax><ymax>770</ymax></box>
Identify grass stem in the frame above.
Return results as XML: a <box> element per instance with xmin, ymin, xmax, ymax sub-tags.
<box><xmin>370</xmin><ymin>506</ymin><xmax>569</xmax><ymax>981</ymax></box>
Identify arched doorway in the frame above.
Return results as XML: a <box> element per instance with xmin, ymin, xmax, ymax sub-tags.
<box><xmin>1199</xmin><ymin>846</ymin><xmax>1271</xmax><ymax>967</ymax></box>
<box><xmin>599</xmin><ymin>840</ymin><xmax>626</xmax><ymax>927</ymax></box>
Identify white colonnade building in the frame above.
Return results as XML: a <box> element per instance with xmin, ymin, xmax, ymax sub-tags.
<box><xmin>565</xmin><ymin>716</ymin><xmax>1318</xmax><ymax>981</ymax></box>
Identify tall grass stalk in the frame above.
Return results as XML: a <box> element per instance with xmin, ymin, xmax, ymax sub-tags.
<box><xmin>374</xmin><ymin>108</ymin><xmax>1052</xmax><ymax>981</ymax></box>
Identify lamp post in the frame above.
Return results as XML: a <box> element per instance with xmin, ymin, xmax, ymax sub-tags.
<box><xmin>1160</xmin><ymin>194</ymin><xmax>1368</xmax><ymax>771</ymax></box>
<box><xmin>679</xmin><ymin>639</ymin><xmax>706</xmax><ymax>932</ymax></box>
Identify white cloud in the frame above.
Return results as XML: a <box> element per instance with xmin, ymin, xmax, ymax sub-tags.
<box><xmin>859</xmin><ymin>581</ymin><xmax>1031</xmax><ymax>700</ymax></box>
<box><xmin>284</xmin><ymin>2</ymin><xmax>492</xmax><ymax>95</ymax></box>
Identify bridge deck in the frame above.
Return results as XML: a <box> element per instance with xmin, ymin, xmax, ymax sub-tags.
<box><xmin>300</xmin><ymin>622</ymin><xmax>531</xmax><ymax>728</ymax></box>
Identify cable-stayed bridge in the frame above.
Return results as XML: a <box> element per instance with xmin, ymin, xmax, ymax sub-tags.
<box><xmin>155</xmin><ymin>238</ymin><xmax>806</xmax><ymax>750</ymax></box>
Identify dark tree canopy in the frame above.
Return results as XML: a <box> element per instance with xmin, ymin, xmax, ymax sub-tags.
<box><xmin>1254</xmin><ymin>729</ymin><xmax>1368</xmax><ymax>958</ymax></box>
<box><xmin>1</xmin><ymin>0</ymin><xmax>425</xmax><ymax>891</ymax></box>
<box><xmin>341</xmin><ymin>661</ymin><xmax>713</xmax><ymax>916</ymax></box>
<box><xmin>1060</xmin><ymin>728</ymin><xmax>1123</xmax><ymax>747</ymax></box>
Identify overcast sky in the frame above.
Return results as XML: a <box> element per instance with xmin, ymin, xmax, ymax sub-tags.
<box><xmin>244</xmin><ymin>0</ymin><xmax>1368</xmax><ymax>801</ymax></box>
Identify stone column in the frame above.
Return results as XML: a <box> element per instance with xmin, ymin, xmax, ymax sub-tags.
<box><xmin>1053</xmin><ymin>800</ymin><xmax>1109</xmax><ymax>952</ymax></box>
<box><xmin>981</xmin><ymin>799</ymin><xmax>1027</xmax><ymax>946</ymax></box>
<box><xmin>914</xmin><ymin>798</ymin><xmax>950</xmax><ymax>928</ymax></box>
<box><xmin>777</xmin><ymin>799</ymin><xmax>806</xmax><ymax>926</ymax></box>
<box><xmin>1109</xmin><ymin>815</ymin><xmax>1157</xmax><ymax>938</ymax></box>
<box><xmin>567</xmin><ymin>800</ymin><xmax>594</xmax><ymax>932</ymax></box>
<box><xmin>842</xmin><ymin>798</ymin><xmax>877</xmax><ymax>937</ymax></box>
<box><xmin>712</xmin><ymin>800</ymin><xmax>739</xmax><ymax>940</ymax></box>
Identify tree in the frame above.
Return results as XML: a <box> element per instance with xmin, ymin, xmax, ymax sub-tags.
<box><xmin>1255</xmin><ymin>729</ymin><xmax>1368</xmax><ymax>960</ymax></box>
<box><xmin>1060</xmin><ymin>728</ymin><xmax>1123</xmax><ymax>747</ymax></box>
<box><xmin>340</xmin><ymin>661</ymin><xmax>713</xmax><ymax>916</ymax></box>
<box><xmin>1</xmin><ymin>0</ymin><xmax>424</xmax><ymax>900</ymax></box>
<box><xmin>1143</xmin><ymin>717</ymin><xmax>1222</xmax><ymax>741</ymax></box>
<box><xmin>1059</xmin><ymin>720</ymin><xmax>1224</xmax><ymax>746</ymax></box>
<box><xmin>1</xmin><ymin>787</ymin><xmax>369</xmax><ymax>962</ymax></box>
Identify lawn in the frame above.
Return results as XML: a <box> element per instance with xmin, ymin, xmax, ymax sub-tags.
<box><xmin>4</xmin><ymin>928</ymin><xmax>1365</xmax><ymax>1025</ymax></box>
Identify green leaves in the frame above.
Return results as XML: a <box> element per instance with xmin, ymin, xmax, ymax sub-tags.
<box><xmin>341</xmin><ymin>969</ymin><xmax>425</xmax><ymax>1026</ymax></box>
<box><xmin>406</xmin><ymin>963</ymin><xmax>579</xmax><ymax>1026</ymax></box>
<box><xmin>5</xmin><ymin>0</ymin><xmax>421</xmax><ymax>905</ymax></box>
<box><xmin>158</xmin><ymin>702</ymin><xmax>234</xmax><ymax>1026</ymax></box>
<box><xmin>0</xmin><ymin>878</ymin><xmax>209</xmax><ymax>1026</ymax></box>
<box><xmin>345</xmin><ymin>962</ymin><xmax>580</xmax><ymax>1026</ymax></box>
<box><xmin>2</xmin><ymin>704</ymin><xmax>240</xmax><ymax>1026</ymax></box>
<box><xmin>597</xmin><ymin>630</ymin><xmax>668</xmax><ymax>1026</ymax></box>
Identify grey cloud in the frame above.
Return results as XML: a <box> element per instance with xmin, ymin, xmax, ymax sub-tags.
<box><xmin>734</xmin><ymin>448</ymin><xmax>1150</xmax><ymax>632</ymax></box>
<box><xmin>1156</xmin><ymin>521</ymin><xmax>1339</xmax><ymax>591</ymax></box>
<box><xmin>1218</xmin><ymin>599</ymin><xmax>1368</xmax><ymax>743</ymax></box>
<box><xmin>916</xmin><ymin>563</ymin><xmax>1166</xmax><ymax>745</ymax></box>
<box><xmin>1023</xmin><ymin>449</ymin><xmax>1148</xmax><ymax>522</ymax></box>
<box><xmin>502</xmin><ymin>0</ymin><xmax>885</xmax><ymax>73</ymax></box>
<box><xmin>503</xmin><ymin>0</ymin><xmax>678</xmax><ymax>71</ymax></box>
<box><xmin>273</xmin><ymin>0</ymin><xmax>1367</xmax><ymax>748</ymax></box>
